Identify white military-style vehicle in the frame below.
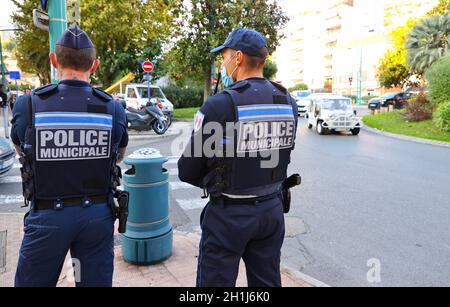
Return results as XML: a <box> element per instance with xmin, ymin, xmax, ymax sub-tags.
<box><xmin>305</xmin><ymin>94</ymin><xmax>361</xmax><ymax>135</ymax></box>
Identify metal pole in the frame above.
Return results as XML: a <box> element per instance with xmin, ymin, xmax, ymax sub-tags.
<box><xmin>147</xmin><ymin>72</ymin><xmax>151</xmax><ymax>104</ymax></box>
<box><xmin>357</xmin><ymin>41</ymin><xmax>362</xmax><ymax>105</ymax></box>
<box><xmin>48</xmin><ymin>0</ymin><xmax>67</xmax><ymax>84</ymax></box>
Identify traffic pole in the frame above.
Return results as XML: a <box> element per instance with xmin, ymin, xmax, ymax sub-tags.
<box><xmin>48</xmin><ymin>0</ymin><xmax>67</xmax><ymax>84</ymax></box>
<box><xmin>147</xmin><ymin>72</ymin><xmax>151</xmax><ymax>104</ymax></box>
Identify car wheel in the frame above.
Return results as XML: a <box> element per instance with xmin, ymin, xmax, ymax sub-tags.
<box><xmin>316</xmin><ymin>120</ymin><xmax>327</xmax><ymax>135</ymax></box>
<box><xmin>351</xmin><ymin>128</ymin><xmax>360</xmax><ymax>135</ymax></box>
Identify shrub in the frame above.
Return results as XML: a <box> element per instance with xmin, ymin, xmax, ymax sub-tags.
<box><xmin>425</xmin><ymin>55</ymin><xmax>450</xmax><ymax>108</ymax></box>
<box><xmin>402</xmin><ymin>92</ymin><xmax>432</xmax><ymax>122</ymax></box>
<box><xmin>433</xmin><ymin>101</ymin><xmax>450</xmax><ymax>132</ymax></box>
<box><xmin>161</xmin><ymin>84</ymin><xmax>204</xmax><ymax>109</ymax></box>
<box><xmin>288</xmin><ymin>83</ymin><xmax>308</xmax><ymax>92</ymax></box>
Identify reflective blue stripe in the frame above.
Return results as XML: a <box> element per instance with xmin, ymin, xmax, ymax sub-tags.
<box><xmin>239</xmin><ymin>116</ymin><xmax>294</xmax><ymax>122</ymax></box>
<box><xmin>238</xmin><ymin>105</ymin><xmax>294</xmax><ymax>119</ymax></box>
<box><xmin>35</xmin><ymin>113</ymin><xmax>113</xmax><ymax>127</ymax></box>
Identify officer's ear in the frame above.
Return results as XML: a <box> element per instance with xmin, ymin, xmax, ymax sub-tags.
<box><xmin>49</xmin><ymin>52</ymin><xmax>58</xmax><ymax>69</ymax></box>
<box><xmin>89</xmin><ymin>59</ymin><xmax>100</xmax><ymax>75</ymax></box>
<box><xmin>235</xmin><ymin>50</ymin><xmax>244</xmax><ymax>66</ymax></box>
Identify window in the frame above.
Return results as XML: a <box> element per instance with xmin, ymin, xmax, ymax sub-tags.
<box><xmin>127</xmin><ymin>88</ymin><xmax>137</xmax><ymax>98</ymax></box>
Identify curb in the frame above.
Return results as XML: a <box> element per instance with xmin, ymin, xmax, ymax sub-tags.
<box><xmin>281</xmin><ymin>265</ymin><xmax>330</xmax><ymax>287</ymax></box>
<box><xmin>362</xmin><ymin>125</ymin><xmax>450</xmax><ymax>149</ymax></box>
<box><xmin>128</xmin><ymin>128</ymin><xmax>182</xmax><ymax>140</ymax></box>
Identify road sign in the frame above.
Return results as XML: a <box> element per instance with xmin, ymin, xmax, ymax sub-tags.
<box><xmin>9</xmin><ymin>71</ymin><xmax>20</xmax><ymax>80</ymax></box>
<box><xmin>33</xmin><ymin>9</ymin><xmax>50</xmax><ymax>32</ymax></box>
<box><xmin>142</xmin><ymin>61</ymin><xmax>154</xmax><ymax>73</ymax></box>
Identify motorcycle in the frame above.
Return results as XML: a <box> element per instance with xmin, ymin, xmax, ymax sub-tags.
<box><xmin>125</xmin><ymin>98</ymin><xmax>168</xmax><ymax>135</ymax></box>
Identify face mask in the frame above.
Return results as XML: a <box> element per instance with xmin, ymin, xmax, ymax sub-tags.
<box><xmin>221</xmin><ymin>53</ymin><xmax>239</xmax><ymax>88</ymax></box>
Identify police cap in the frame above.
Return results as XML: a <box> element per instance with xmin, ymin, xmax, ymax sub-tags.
<box><xmin>210</xmin><ymin>28</ymin><xmax>268</xmax><ymax>57</ymax></box>
<box><xmin>56</xmin><ymin>22</ymin><xmax>94</xmax><ymax>50</ymax></box>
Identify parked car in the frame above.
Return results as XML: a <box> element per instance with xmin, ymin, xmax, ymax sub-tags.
<box><xmin>368</xmin><ymin>92</ymin><xmax>412</xmax><ymax>110</ymax></box>
<box><xmin>291</xmin><ymin>90</ymin><xmax>312</xmax><ymax>116</ymax></box>
<box><xmin>124</xmin><ymin>84</ymin><xmax>174</xmax><ymax>126</ymax></box>
<box><xmin>306</xmin><ymin>94</ymin><xmax>361</xmax><ymax>135</ymax></box>
<box><xmin>0</xmin><ymin>137</ymin><xmax>15</xmax><ymax>176</ymax></box>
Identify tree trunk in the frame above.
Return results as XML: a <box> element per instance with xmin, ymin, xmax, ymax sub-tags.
<box><xmin>203</xmin><ymin>70</ymin><xmax>211</xmax><ymax>102</ymax></box>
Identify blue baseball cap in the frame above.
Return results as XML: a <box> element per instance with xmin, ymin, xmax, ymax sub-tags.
<box><xmin>211</xmin><ymin>28</ymin><xmax>268</xmax><ymax>57</ymax></box>
<box><xmin>56</xmin><ymin>22</ymin><xmax>94</xmax><ymax>50</ymax></box>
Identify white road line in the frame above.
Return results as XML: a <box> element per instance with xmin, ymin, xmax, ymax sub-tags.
<box><xmin>0</xmin><ymin>194</ymin><xmax>24</xmax><ymax>204</ymax></box>
<box><xmin>176</xmin><ymin>198</ymin><xmax>207</xmax><ymax>210</ymax></box>
<box><xmin>169</xmin><ymin>181</ymin><xmax>193</xmax><ymax>190</ymax></box>
<box><xmin>0</xmin><ymin>176</ymin><xmax>22</xmax><ymax>184</ymax></box>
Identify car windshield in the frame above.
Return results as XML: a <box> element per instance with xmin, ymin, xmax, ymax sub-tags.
<box><xmin>296</xmin><ymin>92</ymin><xmax>310</xmax><ymax>98</ymax></box>
<box><xmin>320</xmin><ymin>99</ymin><xmax>351</xmax><ymax>110</ymax></box>
<box><xmin>380</xmin><ymin>92</ymin><xmax>398</xmax><ymax>99</ymax></box>
<box><xmin>137</xmin><ymin>87</ymin><xmax>165</xmax><ymax>99</ymax></box>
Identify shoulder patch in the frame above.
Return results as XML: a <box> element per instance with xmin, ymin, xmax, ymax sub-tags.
<box><xmin>34</xmin><ymin>84</ymin><xmax>58</xmax><ymax>96</ymax></box>
<box><xmin>92</xmin><ymin>87</ymin><xmax>113</xmax><ymax>102</ymax></box>
<box><xmin>269</xmin><ymin>81</ymin><xmax>288</xmax><ymax>95</ymax></box>
<box><xmin>193</xmin><ymin>111</ymin><xmax>205</xmax><ymax>133</ymax></box>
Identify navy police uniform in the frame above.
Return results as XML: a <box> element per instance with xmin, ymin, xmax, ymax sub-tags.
<box><xmin>178</xmin><ymin>29</ymin><xmax>298</xmax><ymax>287</ymax></box>
<box><xmin>11</xmin><ymin>23</ymin><xmax>128</xmax><ymax>287</ymax></box>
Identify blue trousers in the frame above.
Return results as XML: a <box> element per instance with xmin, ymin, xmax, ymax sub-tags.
<box><xmin>15</xmin><ymin>203</ymin><xmax>114</xmax><ymax>287</ymax></box>
<box><xmin>196</xmin><ymin>196</ymin><xmax>285</xmax><ymax>287</ymax></box>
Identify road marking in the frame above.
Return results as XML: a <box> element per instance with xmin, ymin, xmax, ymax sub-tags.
<box><xmin>0</xmin><ymin>176</ymin><xmax>22</xmax><ymax>184</ymax></box>
<box><xmin>13</xmin><ymin>163</ymin><xmax>21</xmax><ymax>169</ymax></box>
<box><xmin>0</xmin><ymin>194</ymin><xmax>24</xmax><ymax>204</ymax></box>
<box><xmin>169</xmin><ymin>181</ymin><xmax>192</xmax><ymax>190</ymax></box>
<box><xmin>176</xmin><ymin>198</ymin><xmax>207</xmax><ymax>210</ymax></box>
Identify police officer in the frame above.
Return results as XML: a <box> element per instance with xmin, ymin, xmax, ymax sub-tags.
<box><xmin>11</xmin><ymin>23</ymin><xmax>128</xmax><ymax>287</ymax></box>
<box><xmin>178</xmin><ymin>28</ymin><xmax>298</xmax><ymax>287</ymax></box>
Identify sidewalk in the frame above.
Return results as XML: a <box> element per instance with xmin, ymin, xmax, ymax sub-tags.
<box><xmin>0</xmin><ymin>213</ymin><xmax>312</xmax><ymax>287</ymax></box>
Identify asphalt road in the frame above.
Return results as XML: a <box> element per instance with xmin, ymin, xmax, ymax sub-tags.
<box><xmin>286</xmin><ymin>116</ymin><xmax>450</xmax><ymax>287</ymax></box>
<box><xmin>1</xmin><ymin>112</ymin><xmax>450</xmax><ymax>286</ymax></box>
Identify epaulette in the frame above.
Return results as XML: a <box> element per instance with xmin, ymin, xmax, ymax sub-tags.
<box><xmin>92</xmin><ymin>87</ymin><xmax>113</xmax><ymax>102</ymax></box>
<box><xmin>34</xmin><ymin>84</ymin><xmax>58</xmax><ymax>96</ymax></box>
<box><xmin>269</xmin><ymin>81</ymin><xmax>288</xmax><ymax>95</ymax></box>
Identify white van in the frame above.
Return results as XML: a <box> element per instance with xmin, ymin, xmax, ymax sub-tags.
<box><xmin>125</xmin><ymin>83</ymin><xmax>174</xmax><ymax>115</ymax></box>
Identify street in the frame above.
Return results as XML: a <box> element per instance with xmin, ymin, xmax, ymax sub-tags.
<box><xmin>1</xmin><ymin>117</ymin><xmax>450</xmax><ymax>287</ymax></box>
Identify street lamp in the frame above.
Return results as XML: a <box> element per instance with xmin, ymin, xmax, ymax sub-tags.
<box><xmin>356</xmin><ymin>28</ymin><xmax>375</xmax><ymax>105</ymax></box>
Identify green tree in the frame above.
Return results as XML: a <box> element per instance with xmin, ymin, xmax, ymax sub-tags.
<box><xmin>377</xmin><ymin>19</ymin><xmax>416</xmax><ymax>88</ymax></box>
<box><xmin>263</xmin><ymin>59</ymin><xmax>278</xmax><ymax>80</ymax></box>
<box><xmin>406</xmin><ymin>13</ymin><xmax>450</xmax><ymax>76</ymax></box>
<box><xmin>79</xmin><ymin>0</ymin><xmax>179</xmax><ymax>86</ymax></box>
<box><xmin>11</xmin><ymin>0</ymin><xmax>51</xmax><ymax>84</ymax></box>
<box><xmin>427</xmin><ymin>0</ymin><xmax>450</xmax><ymax>16</ymax></box>
<box><xmin>168</xmin><ymin>0</ymin><xmax>288</xmax><ymax>101</ymax></box>
<box><xmin>11</xmin><ymin>0</ymin><xmax>179</xmax><ymax>87</ymax></box>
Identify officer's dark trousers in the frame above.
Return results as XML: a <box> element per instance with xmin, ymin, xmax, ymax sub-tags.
<box><xmin>196</xmin><ymin>196</ymin><xmax>285</xmax><ymax>287</ymax></box>
<box><xmin>15</xmin><ymin>203</ymin><xmax>114</xmax><ymax>287</ymax></box>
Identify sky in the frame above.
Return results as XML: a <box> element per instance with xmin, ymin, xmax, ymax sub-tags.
<box><xmin>0</xmin><ymin>0</ymin><xmax>16</xmax><ymax>28</ymax></box>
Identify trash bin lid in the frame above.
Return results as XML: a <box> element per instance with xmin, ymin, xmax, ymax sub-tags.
<box><xmin>128</xmin><ymin>148</ymin><xmax>164</xmax><ymax>160</ymax></box>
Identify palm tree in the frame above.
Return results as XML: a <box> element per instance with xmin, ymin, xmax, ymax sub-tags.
<box><xmin>406</xmin><ymin>13</ymin><xmax>450</xmax><ymax>76</ymax></box>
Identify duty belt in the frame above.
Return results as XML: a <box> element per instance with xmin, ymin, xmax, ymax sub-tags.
<box><xmin>34</xmin><ymin>194</ymin><xmax>109</xmax><ymax>210</ymax></box>
<box><xmin>213</xmin><ymin>191</ymin><xmax>281</xmax><ymax>206</ymax></box>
